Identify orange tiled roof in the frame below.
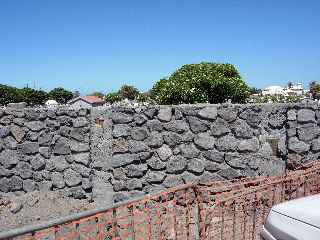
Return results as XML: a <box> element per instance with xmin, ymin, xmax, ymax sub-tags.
<box><xmin>78</xmin><ymin>96</ymin><xmax>105</xmax><ymax>104</ymax></box>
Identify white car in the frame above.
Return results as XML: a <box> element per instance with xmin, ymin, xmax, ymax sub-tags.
<box><xmin>261</xmin><ymin>194</ymin><xmax>320</xmax><ymax>240</ymax></box>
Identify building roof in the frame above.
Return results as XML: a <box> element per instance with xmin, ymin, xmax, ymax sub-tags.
<box><xmin>68</xmin><ymin>96</ymin><xmax>105</xmax><ymax>105</ymax></box>
<box><xmin>264</xmin><ymin>86</ymin><xmax>284</xmax><ymax>91</ymax></box>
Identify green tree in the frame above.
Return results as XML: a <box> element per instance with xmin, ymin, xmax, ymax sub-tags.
<box><xmin>48</xmin><ymin>87</ymin><xmax>73</xmax><ymax>104</ymax></box>
<box><xmin>151</xmin><ymin>62</ymin><xmax>250</xmax><ymax>104</ymax></box>
<box><xmin>249</xmin><ymin>87</ymin><xmax>262</xmax><ymax>95</ymax></box>
<box><xmin>119</xmin><ymin>85</ymin><xmax>140</xmax><ymax>100</ymax></box>
<box><xmin>105</xmin><ymin>92</ymin><xmax>123</xmax><ymax>103</ymax></box>
<box><xmin>310</xmin><ymin>81</ymin><xmax>320</xmax><ymax>100</ymax></box>
<box><xmin>90</xmin><ymin>91</ymin><xmax>105</xmax><ymax>99</ymax></box>
<box><xmin>0</xmin><ymin>84</ymin><xmax>22</xmax><ymax>106</ymax></box>
<box><xmin>20</xmin><ymin>87</ymin><xmax>48</xmax><ymax>106</ymax></box>
<box><xmin>0</xmin><ymin>85</ymin><xmax>49</xmax><ymax>106</ymax></box>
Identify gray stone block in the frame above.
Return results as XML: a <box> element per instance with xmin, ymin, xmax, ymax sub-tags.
<box><xmin>112</xmin><ymin>124</ymin><xmax>131</xmax><ymax>138</ymax></box>
<box><xmin>127</xmin><ymin>179</ymin><xmax>142</xmax><ymax>190</ymax></box>
<box><xmin>187</xmin><ymin>116</ymin><xmax>208</xmax><ymax>133</ymax></box>
<box><xmin>194</xmin><ymin>133</ymin><xmax>215</xmax><ymax>150</ymax></box>
<box><xmin>37</xmin><ymin>181</ymin><xmax>52</xmax><ymax>191</ymax></box>
<box><xmin>51</xmin><ymin>172</ymin><xmax>65</xmax><ymax>189</ymax></box>
<box><xmin>134</xmin><ymin>114</ymin><xmax>147</xmax><ymax>125</ymax></box>
<box><xmin>16</xmin><ymin>162</ymin><xmax>33</xmax><ymax>179</ymax></box>
<box><xmin>10</xmin><ymin>125</ymin><xmax>25</xmax><ymax>142</ymax></box>
<box><xmin>179</xmin><ymin>143</ymin><xmax>200</xmax><ymax>158</ymax></box>
<box><xmin>231</xmin><ymin>120</ymin><xmax>253</xmax><ymax>139</ymax></box>
<box><xmin>82</xmin><ymin>178</ymin><xmax>93</xmax><ymax>190</ymax></box>
<box><xmin>146</xmin><ymin>119</ymin><xmax>163</xmax><ymax>132</ymax></box>
<box><xmin>125</xmin><ymin>164</ymin><xmax>147</xmax><ymax>178</ymax></box>
<box><xmin>52</xmin><ymin>156</ymin><xmax>69</xmax><ymax>172</ymax></box>
<box><xmin>130</xmin><ymin>127</ymin><xmax>148</xmax><ymax>141</ymax></box>
<box><xmin>158</xmin><ymin>107</ymin><xmax>172</xmax><ymax>122</ymax></box>
<box><xmin>30</xmin><ymin>155</ymin><xmax>46</xmax><ymax>170</ymax></box>
<box><xmin>225</xmin><ymin>153</ymin><xmax>247</xmax><ymax>169</ymax></box>
<box><xmin>73</xmin><ymin>152</ymin><xmax>90</xmax><ymax>166</ymax></box>
<box><xmin>23</xmin><ymin>179</ymin><xmax>37</xmax><ymax>192</ymax></box>
<box><xmin>128</xmin><ymin>140</ymin><xmax>149</xmax><ymax>153</ymax></box>
<box><xmin>163</xmin><ymin>120</ymin><xmax>189</xmax><ymax>133</ymax></box>
<box><xmin>163</xmin><ymin>132</ymin><xmax>183</xmax><ymax>146</ymax></box>
<box><xmin>146</xmin><ymin>133</ymin><xmax>164</xmax><ymax>148</ymax></box>
<box><xmin>111</xmin><ymin>112</ymin><xmax>133</xmax><ymax>124</ymax></box>
<box><xmin>69</xmin><ymin>140</ymin><xmax>90</xmax><ymax>153</ymax></box>
<box><xmin>217</xmin><ymin>167</ymin><xmax>241</xmax><ymax>179</ymax></box>
<box><xmin>112</xmin><ymin>138</ymin><xmax>129</xmax><ymax>153</ymax></box>
<box><xmin>111</xmin><ymin>154</ymin><xmax>136</xmax><ymax>168</ymax></box>
<box><xmin>147</xmin><ymin>156</ymin><xmax>166</xmax><ymax>170</ymax></box>
<box><xmin>297</xmin><ymin>109</ymin><xmax>315</xmax><ymax>123</ymax></box>
<box><xmin>71</xmin><ymin>164</ymin><xmax>91</xmax><ymax>177</ymax></box>
<box><xmin>215</xmin><ymin>135</ymin><xmax>238</xmax><ymax>151</ymax></box>
<box><xmin>64</xmin><ymin>169</ymin><xmax>82</xmax><ymax>187</ymax></box>
<box><xmin>203</xmin><ymin>149</ymin><xmax>224</xmax><ymax>163</ymax></box>
<box><xmin>73</xmin><ymin>117</ymin><xmax>88</xmax><ymax>128</ymax></box>
<box><xmin>53</xmin><ymin>137</ymin><xmax>71</xmax><ymax>155</ymax></box>
<box><xmin>287</xmin><ymin>110</ymin><xmax>296</xmax><ymax>121</ymax></box>
<box><xmin>145</xmin><ymin>171</ymin><xmax>166</xmax><ymax>184</ymax></box>
<box><xmin>9</xmin><ymin>176</ymin><xmax>23</xmax><ymax>191</ymax></box>
<box><xmin>198</xmin><ymin>106</ymin><xmax>217</xmax><ymax>120</ymax></box>
<box><xmin>297</xmin><ymin>123</ymin><xmax>320</xmax><ymax>142</ymax></box>
<box><xmin>288</xmin><ymin>137</ymin><xmax>310</xmax><ymax>153</ymax></box>
<box><xmin>166</xmin><ymin>155</ymin><xmax>187</xmax><ymax>174</ymax></box>
<box><xmin>163</xmin><ymin>175</ymin><xmax>183</xmax><ymax>188</ymax></box>
<box><xmin>210</xmin><ymin>118</ymin><xmax>230</xmax><ymax>136</ymax></box>
<box><xmin>218</xmin><ymin>108</ymin><xmax>237</xmax><ymax>122</ymax></box>
<box><xmin>237</xmin><ymin>138</ymin><xmax>259</xmax><ymax>152</ymax></box>
<box><xmin>25</xmin><ymin>121</ymin><xmax>46</xmax><ymax>132</ymax></box>
<box><xmin>39</xmin><ymin>147</ymin><xmax>51</xmax><ymax>159</ymax></box>
<box><xmin>156</xmin><ymin>145</ymin><xmax>172</xmax><ymax>161</ymax></box>
<box><xmin>4</xmin><ymin>136</ymin><xmax>18</xmax><ymax>149</ymax></box>
<box><xmin>0</xmin><ymin>177</ymin><xmax>10</xmax><ymax>192</ymax></box>
<box><xmin>0</xmin><ymin>149</ymin><xmax>19</xmax><ymax>169</ymax></box>
<box><xmin>0</xmin><ymin>166</ymin><xmax>14</xmax><ymax>177</ymax></box>
<box><xmin>187</xmin><ymin>159</ymin><xmax>205</xmax><ymax>174</ymax></box>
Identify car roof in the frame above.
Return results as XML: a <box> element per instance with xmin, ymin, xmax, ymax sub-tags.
<box><xmin>272</xmin><ymin>194</ymin><xmax>320</xmax><ymax>228</ymax></box>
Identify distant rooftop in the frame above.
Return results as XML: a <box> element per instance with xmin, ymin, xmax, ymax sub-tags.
<box><xmin>68</xmin><ymin>96</ymin><xmax>105</xmax><ymax>104</ymax></box>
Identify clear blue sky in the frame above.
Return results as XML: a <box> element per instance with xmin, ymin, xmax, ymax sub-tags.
<box><xmin>0</xmin><ymin>0</ymin><xmax>319</xmax><ymax>94</ymax></box>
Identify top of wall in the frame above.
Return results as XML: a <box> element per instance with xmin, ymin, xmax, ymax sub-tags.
<box><xmin>2</xmin><ymin>100</ymin><xmax>320</xmax><ymax>112</ymax></box>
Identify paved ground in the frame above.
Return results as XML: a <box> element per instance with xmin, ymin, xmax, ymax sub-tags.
<box><xmin>0</xmin><ymin>191</ymin><xmax>96</xmax><ymax>232</ymax></box>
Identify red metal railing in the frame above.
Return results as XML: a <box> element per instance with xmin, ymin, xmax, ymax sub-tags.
<box><xmin>4</xmin><ymin>161</ymin><xmax>320</xmax><ymax>240</ymax></box>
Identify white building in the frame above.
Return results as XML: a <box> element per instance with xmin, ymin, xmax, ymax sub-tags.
<box><xmin>262</xmin><ymin>86</ymin><xmax>285</xmax><ymax>96</ymax></box>
<box><xmin>262</xmin><ymin>83</ymin><xmax>305</xmax><ymax>97</ymax></box>
<box><xmin>45</xmin><ymin>99</ymin><xmax>58</xmax><ymax>108</ymax></box>
<box><xmin>284</xmin><ymin>83</ymin><xmax>304</xmax><ymax>96</ymax></box>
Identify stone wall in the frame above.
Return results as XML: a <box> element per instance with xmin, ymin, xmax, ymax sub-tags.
<box><xmin>105</xmin><ymin>102</ymin><xmax>320</xmax><ymax>202</ymax></box>
<box><xmin>1</xmin><ymin>102</ymin><xmax>320</xmax><ymax>204</ymax></box>
<box><xmin>0</xmin><ymin>107</ymin><xmax>92</xmax><ymax>199</ymax></box>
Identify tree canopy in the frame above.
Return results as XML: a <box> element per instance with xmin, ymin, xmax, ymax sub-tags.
<box><xmin>48</xmin><ymin>87</ymin><xmax>73</xmax><ymax>104</ymax></box>
<box><xmin>0</xmin><ymin>84</ymin><xmax>74</xmax><ymax>106</ymax></box>
<box><xmin>0</xmin><ymin>84</ymin><xmax>48</xmax><ymax>106</ymax></box>
<box><xmin>151</xmin><ymin>62</ymin><xmax>250</xmax><ymax>104</ymax></box>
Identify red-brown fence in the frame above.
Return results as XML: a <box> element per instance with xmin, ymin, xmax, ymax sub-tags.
<box><xmin>4</xmin><ymin>161</ymin><xmax>320</xmax><ymax>240</ymax></box>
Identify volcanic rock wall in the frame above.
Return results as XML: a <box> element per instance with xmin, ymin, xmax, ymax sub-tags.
<box><xmin>1</xmin><ymin>102</ymin><xmax>319</xmax><ymax>204</ymax></box>
<box><xmin>0</xmin><ymin>107</ymin><xmax>92</xmax><ymax>199</ymax></box>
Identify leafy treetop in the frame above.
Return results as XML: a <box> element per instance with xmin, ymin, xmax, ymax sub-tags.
<box><xmin>151</xmin><ymin>62</ymin><xmax>250</xmax><ymax>104</ymax></box>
